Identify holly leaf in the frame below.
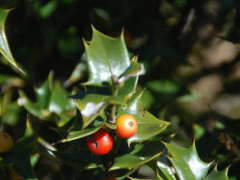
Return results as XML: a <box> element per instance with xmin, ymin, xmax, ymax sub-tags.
<box><xmin>0</xmin><ymin>9</ymin><xmax>25</xmax><ymax>75</ymax></box>
<box><xmin>34</xmin><ymin>71</ymin><xmax>53</xmax><ymax>109</ymax></box>
<box><xmin>83</xmin><ymin>26</ymin><xmax>130</xmax><ymax>87</ymax></box>
<box><xmin>110</xmin><ymin>141</ymin><xmax>164</xmax><ymax>171</ymax></box>
<box><xmin>163</xmin><ymin>141</ymin><xmax>212</xmax><ymax>180</ymax></box>
<box><xmin>118</xmin><ymin>56</ymin><xmax>144</xmax><ymax>99</ymax></box>
<box><xmin>205</xmin><ymin>165</ymin><xmax>230</xmax><ymax>180</ymax></box>
<box><xmin>18</xmin><ymin>90</ymin><xmax>43</xmax><ymax>119</ymax></box>
<box><xmin>117</xmin><ymin>91</ymin><xmax>170</xmax><ymax>146</ymax></box>
<box><xmin>60</xmin><ymin>119</ymin><xmax>104</xmax><ymax>142</ymax></box>
<box><xmin>128</xmin><ymin>176</ymin><xmax>164</xmax><ymax>180</ymax></box>
<box><xmin>74</xmin><ymin>94</ymin><xmax>128</xmax><ymax>129</ymax></box>
<box><xmin>52</xmin><ymin>151</ymin><xmax>103</xmax><ymax>170</ymax></box>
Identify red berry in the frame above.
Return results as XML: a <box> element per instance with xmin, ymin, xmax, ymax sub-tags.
<box><xmin>86</xmin><ymin>129</ymin><xmax>113</xmax><ymax>155</ymax></box>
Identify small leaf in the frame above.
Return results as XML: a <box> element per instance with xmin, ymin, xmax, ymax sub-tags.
<box><xmin>118</xmin><ymin>57</ymin><xmax>143</xmax><ymax>99</ymax></box>
<box><xmin>83</xmin><ymin>26</ymin><xmax>130</xmax><ymax>87</ymax></box>
<box><xmin>163</xmin><ymin>141</ymin><xmax>212</xmax><ymax>180</ymax></box>
<box><xmin>156</xmin><ymin>152</ymin><xmax>177</xmax><ymax>180</ymax></box>
<box><xmin>74</xmin><ymin>94</ymin><xmax>127</xmax><ymax>129</ymax></box>
<box><xmin>63</xmin><ymin>61</ymin><xmax>87</xmax><ymax>88</ymax></box>
<box><xmin>49</xmin><ymin>81</ymin><xmax>74</xmax><ymax>115</ymax></box>
<box><xmin>0</xmin><ymin>9</ymin><xmax>25</xmax><ymax>75</ymax></box>
<box><xmin>110</xmin><ymin>152</ymin><xmax>162</xmax><ymax>171</ymax></box>
<box><xmin>117</xmin><ymin>92</ymin><xmax>170</xmax><ymax>146</ymax></box>
<box><xmin>61</xmin><ymin>119</ymin><xmax>104</xmax><ymax>142</ymax></box>
<box><xmin>128</xmin><ymin>176</ymin><xmax>164</xmax><ymax>180</ymax></box>
<box><xmin>34</xmin><ymin>71</ymin><xmax>53</xmax><ymax>109</ymax></box>
<box><xmin>18</xmin><ymin>90</ymin><xmax>43</xmax><ymax>119</ymax></box>
<box><xmin>110</xmin><ymin>141</ymin><xmax>164</xmax><ymax>171</ymax></box>
<box><xmin>52</xmin><ymin>151</ymin><xmax>103</xmax><ymax>170</ymax></box>
<box><xmin>205</xmin><ymin>165</ymin><xmax>230</xmax><ymax>180</ymax></box>
<box><xmin>118</xmin><ymin>60</ymin><xmax>145</xmax><ymax>84</ymax></box>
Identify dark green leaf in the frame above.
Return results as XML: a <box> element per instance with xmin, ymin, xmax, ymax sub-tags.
<box><xmin>205</xmin><ymin>166</ymin><xmax>230</xmax><ymax>180</ymax></box>
<box><xmin>0</xmin><ymin>136</ymin><xmax>37</xmax><ymax>180</ymax></box>
<box><xmin>34</xmin><ymin>71</ymin><xmax>53</xmax><ymax>109</ymax></box>
<box><xmin>83</xmin><ymin>26</ymin><xmax>130</xmax><ymax>87</ymax></box>
<box><xmin>110</xmin><ymin>141</ymin><xmax>164</xmax><ymax>171</ymax></box>
<box><xmin>61</xmin><ymin>119</ymin><xmax>104</xmax><ymax>142</ymax></box>
<box><xmin>18</xmin><ymin>90</ymin><xmax>43</xmax><ymax>119</ymax></box>
<box><xmin>74</xmin><ymin>94</ymin><xmax>127</xmax><ymax>129</ymax></box>
<box><xmin>0</xmin><ymin>9</ymin><xmax>25</xmax><ymax>75</ymax></box>
<box><xmin>52</xmin><ymin>151</ymin><xmax>103</xmax><ymax>170</ymax></box>
<box><xmin>163</xmin><ymin>141</ymin><xmax>212</xmax><ymax>180</ymax></box>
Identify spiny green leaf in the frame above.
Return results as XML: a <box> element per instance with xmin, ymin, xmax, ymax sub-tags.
<box><xmin>117</xmin><ymin>91</ymin><xmax>170</xmax><ymax>146</ymax></box>
<box><xmin>110</xmin><ymin>141</ymin><xmax>164</xmax><ymax>171</ymax></box>
<box><xmin>163</xmin><ymin>141</ymin><xmax>212</xmax><ymax>180</ymax></box>
<box><xmin>205</xmin><ymin>165</ymin><xmax>230</xmax><ymax>180</ymax></box>
<box><xmin>34</xmin><ymin>71</ymin><xmax>53</xmax><ymax>109</ymax></box>
<box><xmin>18</xmin><ymin>90</ymin><xmax>43</xmax><ymax>119</ymax></box>
<box><xmin>83</xmin><ymin>26</ymin><xmax>130</xmax><ymax>87</ymax></box>
<box><xmin>74</xmin><ymin>94</ymin><xmax>128</xmax><ymax>129</ymax></box>
<box><xmin>110</xmin><ymin>152</ymin><xmax>162</xmax><ymax>171</ymax></box>
<box><xmin>63</xmin><ymin>61</ymin><xmax>87</xmax><ymax>88</ymax></box>
<box><xmin>60</xmin><ymin>119</ymin><xmax>104</xmax><ymax>142</ymax></box>
<box><xmin>128</xmin><ymin>176</ymin><xmax>164</xmax><ymax>180</ymax></box>
<box><xmin>156</xmin><ymin>153</ymin><xmax>177</xmax><ymax>180</ymax></box>
<box><xmin>52</xmin><ymin>151</ymin><xmax>103</xmax><ymax>170</ymax></box>
<box><xmin>0</xmin><ymin>9</ymin><xmax>25</xmax><ymax>75</ymax></box>
<box><xmin>118</xmin><ymin>56</ymin><xmax>144</xmax><ymax>99</ymax></box>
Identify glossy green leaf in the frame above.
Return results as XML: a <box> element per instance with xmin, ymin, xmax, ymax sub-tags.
<box><xmin>49</xmin><ymin>81</ymin><xmax>74</xmax><ymax>114</ymax></box>
<box><xmin>34</xmin><ymin>71</ymin><xmax>53</xmax><ymax>109</ymax></box>
<box><xmin>156</xmin><ymin>152</ymin><xmax>177</xmax><ymax>180</ymax></box>
<box><xmin>18</xmin><ymin>90</ymin><xmax>43</xmax><ymax>118</ymax></box>
<box><xmin>110</xmin><ymin>152</ymin><xmax>161</xmax><ymax>171</ymax></box>
<box><xmin>83</xmin><ymin>26</ymin><xmax>130</xmax><ymax>87</ymax></box>
<box><xmin>61</xmin><ymin>119</ymin><xmax>104</xmax><ymax>142</ymax></box>
<box><xmin>74</xmin><ymin>94</ymin><xmax>128</xmax><ymax>129</ymax></box>
<box><xmin>118</xmin><ymin>57</ymin><xmax>143</xmax><ymax>99</ymax></box>
<box><xmin>163</xmin><ymin>141</ymin><xmax>212</xmax><ymax>180</ymax></box>
<box><xmin>63</xmin><ymin>61</ymin><xmax>87</xmax><ymax>88</ymax></box>
<box><xmin>146</xmin><ymin>139</ymin><xmax>176</xmax><ymax>180</ymax></box>
<box><xmin>117</xmin><ymin>92</ymin><xmax>170</xmax><ymax>146</ymax></box>
<box><xmin>52</xmin><ymin>151</ymin><xmax>103</xmax><ymax>170</ymax></box>
<box><xmin>128</xmin><ymin>176</ymin><xmax>164</xmax><ymax>180</ymax></box>
<box><xmin>0</xmin><ymin>135</ymin><xmax>37</xmax><ymax>180</ymax></box>
<box><xmin>205</xmin><ymin>165</ymin><xmax>230</xmax><ymax>180</ymax></box>
<box><xmin>0</xmin><ymin>9</ymin><xmax>25</xmax><ymax>75</ymax></box>
<box><xmin>110</xmin><ymin>141</ymin><xmax>164</xmax><ymax>171</ymax></box>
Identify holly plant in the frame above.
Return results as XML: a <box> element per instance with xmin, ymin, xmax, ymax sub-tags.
<box><xmin>0</xmin><ymin>14</ymin><xmax>230</xmax><ymax>179</ymax></box>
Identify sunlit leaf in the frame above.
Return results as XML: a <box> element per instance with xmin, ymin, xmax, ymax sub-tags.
<box><xmin>74</xmin><ymin>94</ymin><xmax>128</xmax><ymax>129</ymax></box>
<box><xmin>205</xmin><ymin>165</ymin><xmax>230</xmax><ymax>180</ymax></box>
<box><xmin>128</xmin><ymin>176</ymin><xmax>164</xmax><ymax>180</ymax></box>
<box><xmin>34</xmin><ymin>71</ymin><xmax>53</xmax><ymax>109</ymax></box>
<box><xmin>18</xmin><ymin>90</ymin><xmax>43</xmax><ymax>119</ymax></box>
<box><xmin>163</xmin><ymin>141</ymin><xmax>212</xmax><ymax>180</ymax></box>
<box><xmin>83</xmin><ymin>26</ymin><xmax>130</xmax><ymax>87</ymax></box>
<box><xmin>0</xmin><ymin>9</ymin><xmax>25</xmax><ymax>75</ymax></box>
<box><xmin>61</xmin><ymin>119</ymin><xmax>104</xmax><ymax>142</ymax></box>
<box><xmin>110</xmin><ymin>141</ymin><xmax>164</xmax><ymax>171</ymax></box>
